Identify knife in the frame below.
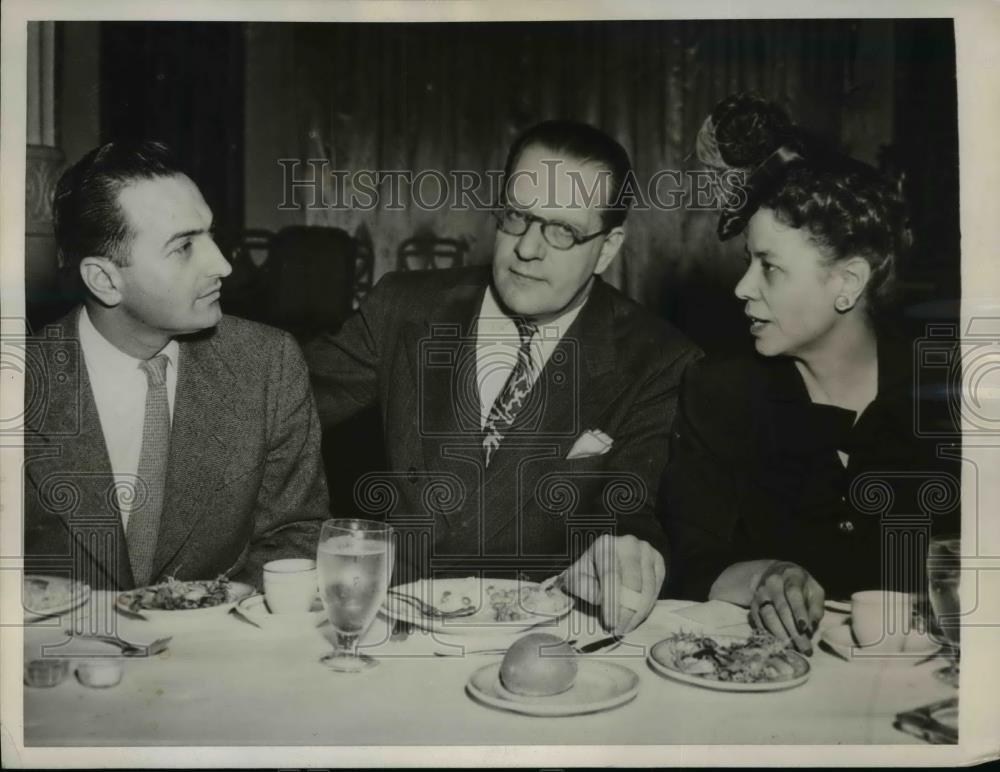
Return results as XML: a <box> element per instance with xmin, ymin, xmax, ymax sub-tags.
<box><xmin>114</xmin><ymin>605</ymin><xmax>149</xmax><ymax>622</ymax></box>
<box><xmin>577</xmin><ymin>635</ymin><xmax>623</xmax><ymax>653</ymax></box>
<box><xmin>229</xmin><ymin>606</ymin><xmax>263</xmax><ymax>629</ymax></box>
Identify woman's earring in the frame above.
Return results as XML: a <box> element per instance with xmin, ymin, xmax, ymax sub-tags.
<box><xmin>835</xmin><ymin>295</ymin><xmax>853</xmax><ymax>312</ymax></box>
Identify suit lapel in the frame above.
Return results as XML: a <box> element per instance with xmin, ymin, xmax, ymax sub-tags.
<box><xmin>400</xmin><ymin>276</ymin><xmax>487</xmax><ymax>530</ymax></box>
<box><xmin>482</xmin><ymin>279</ymin><xmax>624</xmax><ymax>543</ymax></box>
<box><xmin>25</xmin><ymin>310</ymin><xmax>133</xmax><ymax>589</ymax></box>
<box><xmin>151</xmin><ymin>330</ymin><xmax>243</xmax><ymax>579</ymax></box>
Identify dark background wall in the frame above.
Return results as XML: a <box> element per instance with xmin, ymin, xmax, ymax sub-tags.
<box><xmin>39</xmin><ymin>19</ymin><xmax>959</xmax><ymax>354</ymax></box>
<box><xmin>99</xmin><ymin>22</ymin><xmax>246</xmax><ymax>253</ymax></box>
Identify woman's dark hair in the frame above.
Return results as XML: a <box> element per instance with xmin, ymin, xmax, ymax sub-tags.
<box><xmin>708</xmin><ymin>93</ymin><xmax>909</xmax><ymax>316</ymax></box>
<box><xmin>503</xmin><ymin>119</ymin><xmax>634</xmax><ymax>230</ymax></box>
<box><xmin>762</xmin><ymin>165</ymin><xmax>909</xmax><ymax>315</ymax></box>
<box><xmin>53</xmin><ymin>140</ymin><xmax>181</xmax><ymax>269</ymax></box>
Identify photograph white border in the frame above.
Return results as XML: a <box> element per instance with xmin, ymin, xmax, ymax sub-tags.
<box><xmin>2</xmin><ymin>0</ymin><xmax>998</xmax><ymax>767</ymax></box>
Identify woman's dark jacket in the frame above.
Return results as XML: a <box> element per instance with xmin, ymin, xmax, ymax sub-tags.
<box><xmin>659</xmin><ymin>340</ymin><xmax>961</xmax><ymax>601</ymax></box>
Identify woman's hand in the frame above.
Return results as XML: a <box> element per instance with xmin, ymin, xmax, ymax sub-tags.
<box><xmin>749</xmin><ymin>561</ymin><xmax>825</xmax><ymax>655</ymax></box>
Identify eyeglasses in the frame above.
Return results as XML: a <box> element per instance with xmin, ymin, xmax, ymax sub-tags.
<box><xmin>495</xmin><ymin>207</ymin><xmax>611</xmax><ymax>250</ymax></box>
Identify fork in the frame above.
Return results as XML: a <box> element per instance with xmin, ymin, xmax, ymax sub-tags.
<box><xmin>433</xmin><ymin>639</ymin><xmax>579</xmax><ymax>657</ymax></box>
<box><xmin>67</xmin><ymin>633</ymin><xmax>172</xmax><ymax>657</ymax></box>
<box><xmin>434</xmin><ymin>636</ymin><xmax>627</xmax><ymax>657</ymax></box>
<box><xmin>386</xmin><ymin>589</ymin><xmax>477</xmax><ymax>619</ymax></box>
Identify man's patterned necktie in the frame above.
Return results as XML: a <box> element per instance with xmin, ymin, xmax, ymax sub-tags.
<box><xmin>127</xmin><ymin>354</ymin><xmax>170</xmax><ymax>586</ymax></box>
<box><xmin>482</xmin><ymin>317</ymin><xmax>538</xmax><ymax>468</ymax></box>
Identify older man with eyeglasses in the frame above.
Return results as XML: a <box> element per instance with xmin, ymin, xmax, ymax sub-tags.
<box><xmin>306</xmin><ymin>120</ymin><xmax>700</xmax><ymax>634</ymax></box>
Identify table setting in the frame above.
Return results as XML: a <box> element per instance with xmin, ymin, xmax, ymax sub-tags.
<box><xmin>20</xmin><ymin>521</ymin><xmax>960</xmax><ymax>746</ymax></box>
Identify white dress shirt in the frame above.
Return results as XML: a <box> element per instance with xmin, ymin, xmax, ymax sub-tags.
<box><xmin>78</xmin><ymin>308</ymin><xmax>179</xmax><ymax>528</ymax></box>
<box><xmin>475</xmin><ymin>285</ymin><xmax>585</xmax><ymax>428</ymax></box>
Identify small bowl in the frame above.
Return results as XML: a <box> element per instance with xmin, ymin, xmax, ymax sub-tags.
<box><xmin>75</xmin><ymin>658</ymin><xmax>124</xmax><ymax>688</ymax></box>
<box><xmin>24</xmin><ymin>658</ymin><xmax>70</xmax><ymax>688</ymax></box>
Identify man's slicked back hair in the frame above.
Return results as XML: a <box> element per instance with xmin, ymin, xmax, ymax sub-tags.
<box><xmin>53</xmin><ymin>140</ymin><xmax>182</xmax><ymax>269</ymax></box>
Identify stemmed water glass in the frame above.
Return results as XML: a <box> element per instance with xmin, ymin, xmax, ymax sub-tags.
<box><xmin>926</xmin><ymin>534</ymin><xmax>961</xmax><ymax>687</ymax></box>
<box><xmin>316</xmin><ymin>518</ymin><xmax>395</xmax><ymax>673</ymax></box>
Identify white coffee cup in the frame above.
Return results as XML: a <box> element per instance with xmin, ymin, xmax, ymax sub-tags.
<box><xmin>263</xmin><ymin>558</ymin><xmax>319</xmax><ymax>614</ymax></box>
<box><xmin>850</xmin><ymin>590</ymin><xmax>912</xmax><ymax>651</ymax></box>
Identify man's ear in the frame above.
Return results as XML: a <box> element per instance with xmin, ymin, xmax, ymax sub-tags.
<box><xmin>594</xmin><ymin>226</ymin><xmax>625</xmax><ymax>275</ymax></box>
<box><xmin>834</xmin><ymin>256</ymin><xmax>872</xmax><ymax>308</ymax></box>
<box><xmin>79</xmin><ymin>256</ymin><xmax>124</xmax><ymax>307</ymax></box>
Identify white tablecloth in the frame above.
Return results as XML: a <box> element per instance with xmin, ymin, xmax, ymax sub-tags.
<box><xmin>22</xmin><ymin>593</ymin><xmax>954</xmax><ymax>746</ymax></box>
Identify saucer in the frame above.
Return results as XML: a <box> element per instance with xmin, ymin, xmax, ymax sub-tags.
<box><xmin>466</xmin><ymin>660</ymin><xmax>639</xmax><ymax>716</ymax></box>
<box><xmin>236</xmin><ymin>594</ymin><xmax>325</xmax><ymax>629</ymax></box>
<box><xmin>820</xmin><ymin>619</ymin><xmax>940</xmax><ymax>661</ymax></box>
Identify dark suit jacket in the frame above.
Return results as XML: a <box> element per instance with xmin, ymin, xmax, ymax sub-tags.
<box><xmin>305</xmin><ymin>266</ymin><xmax>700</xmax><ymax>584</ymax></box>
<box><xmin>23</xmin><ymin>309</ymin><xmax>330</xmax><ymax>590</ymax></box>
<box><xmin>659</xmin><ymin>343</ymin><xmax>961</xmax><ymax>601</ymax></box>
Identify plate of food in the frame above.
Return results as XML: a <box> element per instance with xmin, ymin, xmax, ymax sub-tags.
<box><xmin>116</xmin><ymin>575</ymin><xmax>254</xmax><ymax>625</ymax></box>
<box><xmin>382</xmin><ymin>577</ymin><xmax>573</xmax><ymax>636</ymax></box>
<box><xmin>648</xmin><ymin>632</ymin><xmax>811</xmax><ymax>692</ymax></box>
<box><xmin>466</xmin><ymin>632</ymin><xmax>639</xmax><ymax>716</ymax></box>
<box><xmin>23</xmin><ymin>575</ymin><xmax>91</xmax><ymax>622</ymax></box>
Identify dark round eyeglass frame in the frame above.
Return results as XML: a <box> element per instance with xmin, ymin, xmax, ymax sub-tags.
<box><xmin>494</xmin><ymin>207</ymin><xmax>611</xmax><ymax>250</ymax></box>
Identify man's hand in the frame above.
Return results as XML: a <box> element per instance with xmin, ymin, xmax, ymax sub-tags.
<box><xmin>562</xmin><ymin>534</ymin><xmax>666</xmax><ymax>634</ymax></box>
<box><xmin>749</xmin><ymin>560</ymin><xmax>825</xmax><ymax>655</ymax></box>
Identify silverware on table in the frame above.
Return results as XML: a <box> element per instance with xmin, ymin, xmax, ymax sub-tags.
<box><xmin>114</xmin><ymin>605</ymin><xmax>149</xmax><ymax>622</ymax></box>
<box><xmin>229</xmin><ymin>606</ymin><xmax>263</xmax><ymax>629</ymax></box>
<box><xmin>576</xmin><ymin>635</ymin><xmax>623</xmax><ymax>654</ymax></box>
<box><xmin>386</xmin><ymin>588</ymin><xmax>477</xmax><ymax>619</ymax></box>
<box><xmin>461</xmin><ymin>639</ymin><xmax>580</xmax><ymax>657</ymax></box>
<box><xmin>538</xmin><ymin>571</ymin><xmax>567</xmax><ymax>593</ymax></box>
<box><xmin>66</xmin><ymin>633</ymin><xmax>172</xmax><ymax>657</ymax></box>
<box><xmin>912</xmin><ymin>648</ymin><xmax>944</xmax><ymax>667</ymax></box>
<box><xmin>434</xmin><ymin>636</ymin><xmax>630</xmax><ymax>658</ymax></box>
<box><xmin>390</xmin><ymin>620</ymin><xmax>413</xmax><ymax>641</ymax></box>
<box><xmin>818</xmin><ymin>639</ymin><xmax>851</xmax><ymax>662</ymax></box>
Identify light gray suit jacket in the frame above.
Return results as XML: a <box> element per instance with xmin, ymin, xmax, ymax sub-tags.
<box><xmin>23</xmin><ymin>309</ymin><xmax>330</xmax><ymax>590</ymax></box>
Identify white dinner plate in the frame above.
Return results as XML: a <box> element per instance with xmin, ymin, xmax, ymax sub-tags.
<box><xmin>23</xmin><ymin>575</ymin><xmax>91</xmax><ymax>622</ymax></box>
<box><xmin>820</xmin><ymin>619</ymin><xmax>940</xmax><ymax>661</ymax></box>
<box><xmin>466</xmin><ymin>660</ymin><xmax>639</xmax><ymax>716</ymax></box>
<box><xmin>236</xmin><ymin>593</ymin><xmax>326</xmax><ymax>629</ymax></box>
<box><xmin>382</xmin><ymin>577</ymin><xmax>573</xmax><ymax>637</ymax></box>
<box><xmin>647</xmin><ymin>635</ymin><xmax>811</xmax><ymax>692</ymax></box>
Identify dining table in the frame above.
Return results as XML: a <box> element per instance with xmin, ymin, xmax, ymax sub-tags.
<box><xmin>19</xmin><ymin>589</ymin><xmax>957</xmax><ymax>748</ymax></box>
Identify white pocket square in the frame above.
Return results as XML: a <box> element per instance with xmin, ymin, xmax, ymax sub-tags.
<box><xmin>566</xmin><ymin>429</ymin><xmax>614</xmax><ymax>459</ymax></box>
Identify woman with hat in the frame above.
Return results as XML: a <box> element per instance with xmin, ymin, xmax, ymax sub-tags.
<box><xmin>659</xmin><ymin>94</ymin><xmax>960</xmax><ymax>654</ymax></box>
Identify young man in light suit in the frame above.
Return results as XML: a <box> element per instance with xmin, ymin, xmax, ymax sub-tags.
<box><xmin>24</xmin><ymin>142</ymin><xmax>329</xmax><ymax>591</ymax></box>
<box><xmin>307</xmin><ymin>121</ymin><xmax>700</xmax><ymax>634</ymax></box>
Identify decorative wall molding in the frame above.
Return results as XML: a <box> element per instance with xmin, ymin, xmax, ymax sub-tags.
<box><xmin>26</xmin><ymin>144</ymin><xmax>64</xmax><ymax>238</ymax></box>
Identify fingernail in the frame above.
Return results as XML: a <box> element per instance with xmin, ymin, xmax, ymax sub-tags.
<box><xmin>796</xmin><ymin>619</ymin><xmax>809</xmax><ymax>635</ymax></box>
